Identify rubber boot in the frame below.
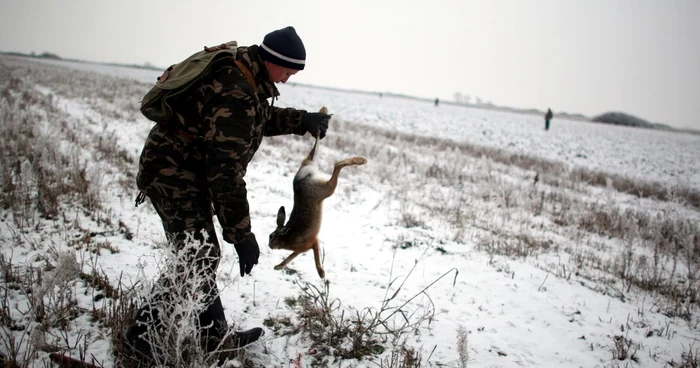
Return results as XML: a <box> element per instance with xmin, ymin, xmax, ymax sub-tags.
<box><xmin>123</xmin><ymin>322</ymin><xmax>155</xmax><ymax>363</ymax></box>
<box><xmin>232</xmin><ymin>327</ymin><xmax>265</xmax><ymax>347</ymax></box>
<box><xmin>199</xmin><ymin>296</ymin><xmax>265</xmax><ymax>351</ymax></box>
<box><xmin>123</xmin><ymin>305</ymin><xmax>161</xmax><ymax>364</ymax></box>
<box><xmin>199</xmin><ymin>296</ymin><xmax>229</xmax><ymax>352</ymax></box>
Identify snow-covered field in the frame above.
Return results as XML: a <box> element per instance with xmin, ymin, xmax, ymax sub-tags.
<box><xmin>1</xmin><ymin>55</ymin><xmax>699</xmax><ymax>368</ymax></box>
<box><xmin>280</xmin><ymin>86</ymin><xmax>700</xmax><ymax>193</ymax></box>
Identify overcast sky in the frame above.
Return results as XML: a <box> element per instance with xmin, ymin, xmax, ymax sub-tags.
<box><xmin>1</xmin><ymin>0</ymin><xmax>698</xmax><ymax>129</ymax></box>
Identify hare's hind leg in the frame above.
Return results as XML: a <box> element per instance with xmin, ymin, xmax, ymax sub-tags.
<box><xmin>302</xmin><ymin>135</ymin><xmax>320</xmax><ymax>165</ymax></box>
<box><xmin>336</xmin><ymin>157</ymin><xmax>367</xmax><ymax>168</ymax></box>
<box><xmin>320</xmin><ymin>157</ymin><xmax>368</xmax><ymax>197</ymax></box>
<box><xmin>303</xmin><ymin>106</ymin><xmax>327</xmax><ymax>165</ymax></box>
<box><xmin>311</xmin><ymin>240</ymin><xmax>325</xmax><ymax>279</ymax></box>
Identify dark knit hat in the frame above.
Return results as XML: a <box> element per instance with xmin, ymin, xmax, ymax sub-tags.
<box><xmin>259</xmin><ymin>26</ymin><xmax>306</xmax><ymax>70</ymax></box>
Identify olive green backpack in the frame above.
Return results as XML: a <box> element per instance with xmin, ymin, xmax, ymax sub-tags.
<box><xmin>140</xmin><ymin>41</ymin><xmax>242</xmax><ymax>124</ymax></box>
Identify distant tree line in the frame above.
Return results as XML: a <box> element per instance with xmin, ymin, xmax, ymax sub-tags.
<box><xmin>0</xmin><ymin>50</ymin><xmax>62</xmax><ymax>60</ymax></box>
<box><xmin>592</xmin><ymin>112</ymin><xmax>672</xmax><ymax>130</ymax></box>
<box><xmin>453</xmin><ymin>92</ymin><xmax>492</xmax><ymax>107</ymax></box>
<box><xmin>33</xmin><ymin>51</ymin><xmax>61</xmax><ymax>59</ymax></box>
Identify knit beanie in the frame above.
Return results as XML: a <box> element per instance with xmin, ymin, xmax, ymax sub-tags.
<box><xmin>259</xmin><ymin>26</ymin><xmax>306</xmax><ymax>70</ymax></box>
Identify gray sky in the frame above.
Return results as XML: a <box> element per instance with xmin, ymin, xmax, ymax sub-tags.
<box><xmin>1</xmin><ymin>0</ymin><xmax>699</xmax><ymax>129</ymax></box>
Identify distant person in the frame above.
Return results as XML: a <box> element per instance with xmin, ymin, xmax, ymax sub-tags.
<box><xmin>435</xmin><ymin>97</ymin><xmax>440</xmax><ymax>107</ymax></box>
<box><xmin>545</xmin><ymin>108</ymin><xmax>553</xmax><ymax>130</ymax></box>
<box><xmin>126</xmin><ymin>26</ymin><xmax>330</xmax><ymax>362</ymax></box>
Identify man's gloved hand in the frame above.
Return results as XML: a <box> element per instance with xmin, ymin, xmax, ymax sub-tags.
<box><xmin>233</xmin><ymin>233</ymin><xmax>260</xmax><ymax>277</ymax></box>
<box><xmin>302</xmin><ymin>112</ymin><xmax>331</xmax><ymax>139</ymax></box>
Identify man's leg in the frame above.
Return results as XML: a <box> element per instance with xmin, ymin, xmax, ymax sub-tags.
<box><xmin>151</xmin><ymin>197</ymin><xmax>264</xmax><ymax>352</ymax></box>
<box><xmin>125</xmin><ymin>196</ymin><xmax>224</xmax><ymax>359</ymax></box>
<box><xmin>152</xmin><ymin>196</ymin><xmax>228</xmax><ymax>341</ymax></box>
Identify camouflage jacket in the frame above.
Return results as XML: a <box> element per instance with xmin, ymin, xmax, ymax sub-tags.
<box><xmin>137</xmin><ymin>45</ymin><xmax>309</xmax><ymax>244</ymax></box>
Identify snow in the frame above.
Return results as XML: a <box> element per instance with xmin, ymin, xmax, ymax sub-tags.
<box><xmin>1</xmin><ymin>55</ymin><xmax>699</xmax><ymax>367</ymax></box>
<box><xmin>274</xmin><ymin>85</ymin><xmax>700</xmax><ymax>192</ymax></box>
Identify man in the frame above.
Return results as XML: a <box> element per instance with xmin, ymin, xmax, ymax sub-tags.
<box><xmin>545</xmin><ymin>108</ymin><xmax>553</xmax><ymax>130</ymax></box>
<box><xmin>125</xmin><ymin>26</ymin><xmax>330</xmax><ymax>361</ymax></box>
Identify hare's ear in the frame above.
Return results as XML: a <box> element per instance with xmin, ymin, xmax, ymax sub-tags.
<box><xmin>276</xmin><ymin>206</ymin><xmax>286</xmax><ymax>227</ymax></box>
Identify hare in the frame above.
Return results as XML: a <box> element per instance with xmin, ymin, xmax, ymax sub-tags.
<box><xmin>268</xmin><ymin>107</ymin><xmax>366</xmax><ymax>278</ymax></box>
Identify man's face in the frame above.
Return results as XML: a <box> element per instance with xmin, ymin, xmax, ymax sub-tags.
<box><xmin>264</xmin><ymin>61</ymin><xmax>299</xmax><ymax>84</ymax></box>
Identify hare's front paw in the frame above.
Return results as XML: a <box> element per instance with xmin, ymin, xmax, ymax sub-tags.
<box><xmin>317</xmin><ymin>268</ymin><xmax>325</xmax><ymax>279</ymax></box>
<box><xmin>274</xmin><ymin>264</ymin><xmax>284</xmax><ymax>271</ymax></box>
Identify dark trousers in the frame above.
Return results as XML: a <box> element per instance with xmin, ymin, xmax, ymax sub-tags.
<box><xmin>131</xmin><ymin>195</ymin><xmax>227</xmax><ymax>344</ymax></box>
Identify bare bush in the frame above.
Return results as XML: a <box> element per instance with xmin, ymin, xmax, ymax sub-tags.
<box><xmin>0</xmin><ymin>254</ymin><xmax>39</xmax><ymax>368</ymax></box>
<box><xmin>608</xmin><ymin>334</ymin><xmax>640</xmax><ymax>363</ymax></box>
<box><xmin>0</xmin><ymin>250</ymin><xmax>93</xmax><ymax>367</ymax></box>
<box><xmin>273</xmin><ymin>250</ymin><xmax>456</xmax><ymax>366</ymax></box>
<box><xmin>119</xmin><ymin>231</ymin><xmax>247</xmax><ymax>367</ymax></box>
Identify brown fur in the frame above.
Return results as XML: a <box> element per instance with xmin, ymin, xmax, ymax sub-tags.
<box><xmin>268</xmin><ymin>109</ymin><xmax>366</xmax><ymax>278</ymax></box>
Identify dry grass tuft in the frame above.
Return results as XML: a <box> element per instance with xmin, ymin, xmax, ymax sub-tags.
<box><xmin>269</xmin><ymin>250</ymin><xmax>454</xmax><ymax>367</ymax></box>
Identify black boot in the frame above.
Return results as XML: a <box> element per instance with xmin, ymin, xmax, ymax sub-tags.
<box><xmin>199</xmin><ymin>296</ymin><xmax>230</xmax><ymax>352</ymax></box>
<box><xmin>199</xmin><ymin>296</ymin><xmax>265</xmax><ymax>352</ymax></box>
<box><xmin>123</xmin><ymin>322</ymin><xmax>155</xmax><ymax>363</ymax></box>
<box><xmin>123</xmin><ymin>304</ymin><xmax>162</xmax><ymax>364</ymax></box>
<box><xmin>232</xmin><ymin>327</ymin><xmax>265</xmax><ymax>347</ymax></box>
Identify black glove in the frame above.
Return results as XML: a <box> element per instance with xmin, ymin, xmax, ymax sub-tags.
<box><xmin>302</xmin><ymin>112</ymin><xmax>331</xmax><ymax>139</ymax></box>
<box><xmin>233</xmin><ymin>233</ymin><xmax>260</xmax><ymax>277</ymax></box>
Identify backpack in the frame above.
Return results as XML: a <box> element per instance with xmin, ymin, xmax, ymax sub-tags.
<box><xmin>140</xmin><ymin>41</ymin><xmax>255</xmax><ymax>124</ymax></box>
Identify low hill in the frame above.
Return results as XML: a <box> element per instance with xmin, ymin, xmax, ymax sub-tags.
<box><xmin>591</xmin><ymin>111</ymin><xmax>673</xmax><ymax>130</ymax></box>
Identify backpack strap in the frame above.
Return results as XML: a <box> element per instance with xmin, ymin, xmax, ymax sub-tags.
<box><xmin>234</xmin><ymin>60</ymin><xmax>257</xmax><ymax>91</ymax></box>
